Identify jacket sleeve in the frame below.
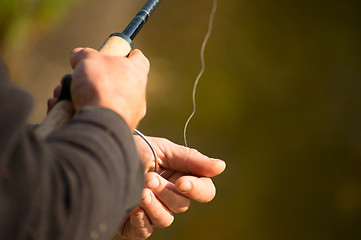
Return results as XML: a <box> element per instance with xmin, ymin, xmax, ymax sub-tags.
<box><xmin>0</xmin><ymin>81</ymin><xmax>144</xmax><ymax>240</ymax></box>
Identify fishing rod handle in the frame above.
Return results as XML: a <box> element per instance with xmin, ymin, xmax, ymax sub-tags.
<box><xmin>99</xmin><ymin>33</ymin><xmax>134</xmax><ymax>56</ymax></box>
<box><xmin>35</xmin><ymin>34</ymin><xmax>134</xmax><ymax>140</ymax></box>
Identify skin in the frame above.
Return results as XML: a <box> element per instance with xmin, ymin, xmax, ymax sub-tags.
<box><xmin>69</xmin><ymin>47</ymin><xmax>149</xmax><ymax>130</ymax></box>
<box><xmin>119</xmin><ymin>136</ymin><xmax>226</xmax><ymax>239</ymax></box>
<box><xmin>48</xmin><ymin>48</ymin><xmax>226</xmax><ymax>240</ymax></box>
<box><xmin>122</xmin><ymin>136</ymin><xmax>226</xmax><ymax>239</ymax></box>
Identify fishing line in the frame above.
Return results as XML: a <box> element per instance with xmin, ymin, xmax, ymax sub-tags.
<box><xmin>183</xmin><ymin>0</ymin><xmax>218</xmax><ymax>147</ymax></box>
<box><xmin>134</xmin><ymin>129</ymin><xmax>159</xmax><ymax>172</ymax></box>
<box><xmin>134</xmin><ymin>0</ymin><xmax>217</xmax><ymax>172</ymax></box>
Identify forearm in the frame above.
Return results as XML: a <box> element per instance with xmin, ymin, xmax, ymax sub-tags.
<box><xmin>0</xmin><ymin>97</ymin><xmax>144</xmax><ymax>240</ymax></box>
<box><xmin>47</xmin><ymin>106</ymin><xmax>145</xmax><ymax>219</ymax></box>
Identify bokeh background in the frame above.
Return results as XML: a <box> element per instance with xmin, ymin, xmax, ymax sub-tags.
<box><xmin>1</xmin><ymin>0</ymin><xmax>361</xmax><ymax>239</ymax></box>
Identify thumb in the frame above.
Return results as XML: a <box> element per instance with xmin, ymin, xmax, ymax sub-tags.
<box><xmin>152</xmin><ymin>137</ymin><xmax>226</xmax><ymax>177</ymax></box>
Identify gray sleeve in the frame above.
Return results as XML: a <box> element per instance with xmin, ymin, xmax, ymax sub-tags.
<box><xmin>0</xmin><ymin>80</ymin><xmax>144</xmax><ymax>240</ymax></box>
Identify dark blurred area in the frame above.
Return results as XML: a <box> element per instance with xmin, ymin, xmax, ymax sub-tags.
<box><xmin>1</xmin><ymin>0</ymin><xmax>361</xmax><ymax>239</ymax></box>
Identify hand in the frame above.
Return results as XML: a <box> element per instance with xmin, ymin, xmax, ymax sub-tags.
<box><xmin>119</xmin><ymin>136</ymin><xmax>226</xmax><ymax>239</ymax></box>
<box><xmin>67</xmin><ymin>48</ymin><xmax>149</xmax><ymax>130</ymax></box>
<box><xmin>47</xmin><ymin>84</ymin><xmax>62</xmax><ymax>113</ymax></box>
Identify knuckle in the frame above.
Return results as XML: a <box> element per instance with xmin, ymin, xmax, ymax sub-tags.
<box><xmin>132</xmin><ymin>50</ymin><xmax>150</xmax><ymax>72</ymax></box>
<box><xmin>82</xmin><ymin>47</ymin><xmax>96</xmax><ymax>54</ymax></box>
<box><xmin>141</xmin><ymin>189</ymin><xmax>153</xmax><ymax>206</ymax></box>
<box><xmin>145</xmin><ymin>172</ymin><xmax>159</xmax><ymax>185</ymax></box>
<box><xmin>80</xmin><ymin>58</ymin><xmax>96</xmax><ymax>72</ymax></box>
<box><xmin>142</xmin><ymin>57</ymin><xmax>150</xmax><ymax>71</ymax></box>
<box><xmin>187</xmin><ymin>147</ymin><xmax>200</xmax><ymax>157</ymax></box>
<box><xmin>182</xmin><ymin>147</ymin><xmax>200</xmax><ymax>173</ymax></box>
<box><xmin>82</xmin><ymin>51</ymin><xmax>103</xmax><ymax>65</ymax></box>
<box><xmin>115</xmin><ymin>55</ymin><xmax>130</xmax><ymax>67</ymax></box>
<box><xmin>158</xmin><ymin>138</ymin><xmax>172</xmax><ymax>149</ymax></box>
<box><xmin>158</xmin><ymin>185</ymin><xmax>191</xmax><ymax>213</ymax></box>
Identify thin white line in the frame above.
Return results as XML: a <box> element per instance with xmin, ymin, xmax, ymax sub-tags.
<box><xmin>134</xmin><ymin>129</ymin><xmax>158</xmax><ymax>172</ymax></box>
<box><xmin>183</xmin><ymin>0</ymin><xmax>217</xmax><ymax>147</ymax></box>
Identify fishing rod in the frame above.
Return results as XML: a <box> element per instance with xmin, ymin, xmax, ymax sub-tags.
<box><xmin>35</xmin><ymin>0</ymin><xmax>162</xmax><ymax>139</ymax></box>
<box><xmin>99</xmin><ymin>0</ymin><xmax>162</xmax><ymax>57</ymax></box>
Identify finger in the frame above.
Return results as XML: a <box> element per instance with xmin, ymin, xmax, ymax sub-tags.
<box><xmin>164</xmin><ymin>171</ymin><xmax>185</xmax><ymax>185</ymax></box>
<box><xmin>140</xmin><ymin>188</ymin><xmax>174</xmax><ymax>228</ymax></box>
<box><xmin>71</xmin><ymin>47</ymin><xmax>84</xmax><ymax>56</ymax></box>
<box><xmin>153</xmin><ymin>138</ymin><xmax>226</xmax><ymax>177</ymax></box>
<box><xmin>133</xmin><ymin>135</ymin><xmax>156</xmax><ymax>172</ymax></box>
<box><xmin>146</xmin><ymin>172</ymin><xmax>190</xmax><ymax>213</ymax></box>
<box><xmin>175</xmin><ymin>176</ymin><xmax>216</xmax><ymax>203</ymax></box>
<box><xmin>157</xmin><ymin>168</ymin><xmax>175</xmax><ymax>180</ymax></box>
<box><xmin>47</xmin><ymin>98</ymin><xmax>57</xmax><ymax>113</ymax></box>
<box><xmin>120</xmin><ymin>207</ymin><xmax>153</xmax><ymax>240</ymax></box>
<box><xmin>70</xmin><ymin>47</ymin><xmax>97</xmax><ymax>69</ymax></box>
<box><xmin>53</xmin><ymin>84</ymin><xmax>62</xmax><ymax>98</ymax></box>
<box><xmin>128</xmin><ymin>49</ymin><xmax>150</xmax><ymax>72</ymax></box>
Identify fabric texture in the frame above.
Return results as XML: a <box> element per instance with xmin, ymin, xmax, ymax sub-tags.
<box><xmin>0</xmin><ymin>57</ymin><xmax>144</xmax><ymax>240</ymax></box>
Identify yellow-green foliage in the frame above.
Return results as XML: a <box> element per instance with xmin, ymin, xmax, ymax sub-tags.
<box><xmin>0</xmin><ymin>0</ymin><xmax>77</xmax><ymax>52</ymax></box>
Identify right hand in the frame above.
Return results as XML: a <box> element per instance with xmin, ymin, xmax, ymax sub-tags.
<box><xmin>120</xmin><ymin>136</ymin><xmax>226</xmax><ymax>239</ymax></box>
<box><xmin>69</xmin><ymin>47</ymin><xmax>150</xmax><ymax>130</ymax></box>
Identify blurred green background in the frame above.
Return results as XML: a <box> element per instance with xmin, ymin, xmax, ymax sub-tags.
<box><xmin>1</xmin><ymin>0</ymin><xmax>361</xmax><ymax>239</ymax></box>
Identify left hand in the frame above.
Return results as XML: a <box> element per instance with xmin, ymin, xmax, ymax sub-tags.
<box><xmin>48</xmin><ymin>84</ymin><xmax>226</xmax><ymax>239</ymax></box>
<box><xmin>119</xmin><ymin>136</ymin><xmax>226</xmax><ymax>239</ymax></box>
<box><xmin>47</xmin><ymin>83</ymin><xmax>62</xmax><ymax>113</ymax></box>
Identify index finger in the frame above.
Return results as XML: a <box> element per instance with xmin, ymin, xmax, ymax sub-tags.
<box><xmin>70</xmin><ymin>47</ymin><xmax>98</xmax><ymax>69</ymax></box>
<box><xmin>128</xmin><ymin>49</ymin><xmax>150</xmax><ymax>72</ymax></box>
<box><xmin>152</xmin><ymin>138</ymin><xmax>226</xmax><ymax>177</ymax></box>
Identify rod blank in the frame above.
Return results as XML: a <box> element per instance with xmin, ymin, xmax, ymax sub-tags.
<box><xmin>122</xmin><ymin>0</ymin><xmax>162</xmax><ymax>40</ymax></box>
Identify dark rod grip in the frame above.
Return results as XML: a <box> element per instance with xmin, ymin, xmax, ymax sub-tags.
<box><xmin>58</xmin><ymin>74</ymin><xmax>72</xmax><ymax>102</ymax></box>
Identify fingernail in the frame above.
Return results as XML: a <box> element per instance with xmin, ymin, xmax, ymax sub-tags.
<box><xmin>71</xmin><ymin>47</ymin><xmax>84</xmax><ymax>56</ymax></box>
<box><xmin>178</xmin><ymin>181</ymin><xmax>192</xmax><ymax>193</ymax></box>
<box><xmin>218</xmin><ymin>160</ymin><xmax>226</xmax><ymax>170</ymax></box>
<box><xmin>147</xmin><ymin>177</ymin><xmax>160</xmax><ymax>189</ymax></box>
<box><xmin>142</xmin><ymin>192</ymin><xmax>151</xmax><ymax>204</ymax></box>
<box><xmin>212</xmin><ymin>159</ymin><xmax>226</xmax><ymax>170</ymax></box>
